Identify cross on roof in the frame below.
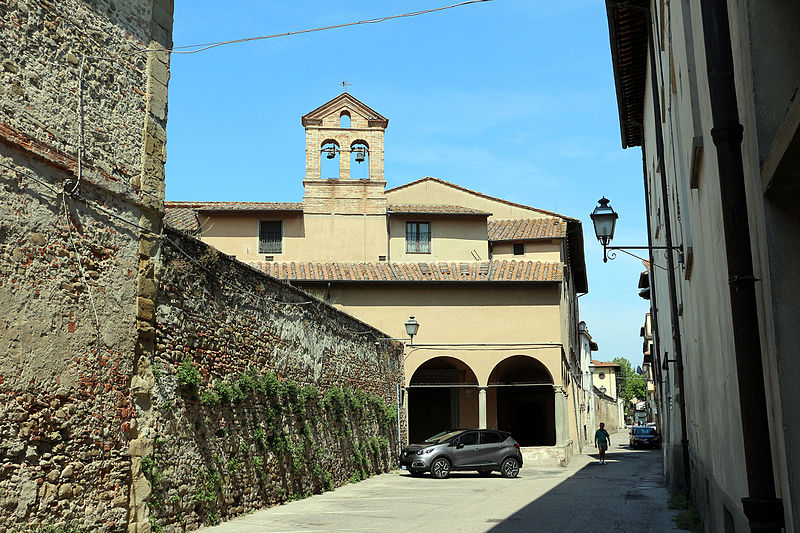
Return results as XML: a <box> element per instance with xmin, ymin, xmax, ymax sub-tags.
<box><xmin>341</xmin><ymin>80</ymin><xmax>352</xmax><ymax>92</ymax></box>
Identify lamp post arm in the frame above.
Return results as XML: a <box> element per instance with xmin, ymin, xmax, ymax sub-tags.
<box><xmin>605</xmin><ymin>244</ymin><xmax>682</xmax><ymax>251</ymax></box>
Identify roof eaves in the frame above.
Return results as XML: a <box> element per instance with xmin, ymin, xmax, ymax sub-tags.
<box><xmin>606</xmin><ymin>0</ymin><xmax>650</xmax><ymax>149</ymax></box>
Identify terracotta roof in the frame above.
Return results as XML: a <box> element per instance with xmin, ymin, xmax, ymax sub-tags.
<box><xmin>592</xmin><ymin>360</ymin><xmax>620</xmax><ymax>368</ymax></box>
<box><xmin>163</xmin><ymin>206</ymin><xmax>201</xmax><ymax>233</ymax></box>
<box><xmin>165</xmin><ymin>201</ymin><xmax>303</xmax><ymax>213</ymax></box>
<box><xmin>606</xmin><ymin>0</ymin><xmax>649</xmax><ymax>148</ymax></box>
<box><xmin>488</xmin><ymin>218</ymin><xmax>567</xmax><ymax>242</ymax></box>
<box><xmin>385</xmin><ymin>177</ymin><xmax>577</xmax><ymax>221</ymax></box>
<box><xmin>388</xmin><ymin>204</ymin><xmax>491</xmax><ymax>216</ymax></box>
<box><xmin>250</xmin><ymin>260</ymin><xmax>563</xmax><ymax>283</ymax></box>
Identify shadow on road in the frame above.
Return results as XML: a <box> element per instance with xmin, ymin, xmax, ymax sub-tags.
<box><xmin>486</xmin><ymin>446</ymin><xmax>677</xmax><ymax>533</ymax></box>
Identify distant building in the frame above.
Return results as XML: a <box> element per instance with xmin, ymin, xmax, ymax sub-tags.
<box><xmin>590</xmin><ymin>360</ymin><xmax>619</xmax><ymax>399</ymax></box>
<box><xmin>576</xmin><ymin>322</ymin><xmax>599</xmax><ymax>446</ymax></box>
<box><xmin>166</xmin><ymin>94</ymin><xmax>589</xmax><ymax>462</ymax></box>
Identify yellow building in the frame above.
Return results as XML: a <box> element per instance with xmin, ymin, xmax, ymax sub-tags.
<box><xmin>166</xmin><ymin>94</ymin><xmax>588</xmax><ymax>460</ymax></box>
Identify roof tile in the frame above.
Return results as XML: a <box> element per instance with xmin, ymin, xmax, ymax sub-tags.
<box><xmin>488</xmin><ymin>218</ymin><xmax>567</xmax><ymax>241</ymax></box>
<box><xmin>250</xmin><ymin>260</ymin><xmax>562</xmax><ymax>283</ymax></box>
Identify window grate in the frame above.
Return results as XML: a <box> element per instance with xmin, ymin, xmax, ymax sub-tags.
<box><xmin>259</xmin><ymin>221</ymin><xmax>282</xmax><ymax>254</ymax></box>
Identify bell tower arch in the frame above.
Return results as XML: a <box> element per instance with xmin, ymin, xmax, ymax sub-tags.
<box><xmin>302</xmin><ymin>93</ymin><xmax>388</xmax><ymax>181</ymax></box>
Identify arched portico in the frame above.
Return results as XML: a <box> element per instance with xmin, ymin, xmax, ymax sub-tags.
<box><xmin>488</xmin><ymin>355</ymin><xmax>557</xmax><ymax>446</ymax></box>
<box><xmin>407</xmin><ymin>357</ymin><xmax>478</xmax><ymax>443</ymax></box>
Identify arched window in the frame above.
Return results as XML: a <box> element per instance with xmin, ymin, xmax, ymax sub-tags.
<box><xmin>339</xmin><ymin>111</ymin><xmax>351</xmax><ymax>129</ymax></box>
<box><xmin>320</xmin><ymin>140</ymin><xmax>340</xmax><ymax>179</ymax></box>
<box><xmin>350</xmin><ymin>140</ymin><xmax>369</xmax><ymax>179</ymax></box>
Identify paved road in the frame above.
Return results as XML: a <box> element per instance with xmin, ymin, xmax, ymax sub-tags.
<box><xmin>202</xmin><ymin>433</ymin><xmax>681</xmax><ymax>532</ymax></box>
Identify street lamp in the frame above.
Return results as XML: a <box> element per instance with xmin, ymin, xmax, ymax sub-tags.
<box><xmin>590</xmin><ymin>197</ymin><xmax>681</xmax><ymax>262</ymax></box>
<box><xmin>404</xmin><ymin>316</ymin><xmax>420</xmax><ymax>345</ymax></box>
<box><xmin>378</xmin><ymin>316</ymin><xmax>421</xmax><ymax>346</ymax></box>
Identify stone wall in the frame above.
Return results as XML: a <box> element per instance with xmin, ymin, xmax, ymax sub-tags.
<box><xmin>144</xmin><ymin>229</ymin><xmax>404</xmax><ymax>530</ymax></box>
<box><xmin>594</xmin><ymin>391</ymin><xmax>622</xmax><ymax>432</ymax></box>
<box><xmin>0</xmin><ymin>151</ymin><xmax>145</xmax><ymax>532</ymax></box>
<box><xmin>0</xmin><ymin>0</ymin><xmax>172</xmax><ymax>531</ymax></box>
<box><xmin>0</xmin><ymin>0</ymin><xmax>171</xmax><ymax>190</ymax></box>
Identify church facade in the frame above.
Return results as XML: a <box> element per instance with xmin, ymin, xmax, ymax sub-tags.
<box><xmin>166</xmin><ymin>94</ymin><xmax>589</xmax><ymax>461</ymax></box>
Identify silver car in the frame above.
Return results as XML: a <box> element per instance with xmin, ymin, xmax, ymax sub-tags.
<box><xmin>399</xmin><ymin>429</ymin><xmax>523</xmax><ymax>479</ymax></box>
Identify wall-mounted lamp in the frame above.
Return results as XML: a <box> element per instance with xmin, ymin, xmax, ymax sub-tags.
<box><xmin>377</xmin><ymin>315</ymin><xmax>421</xmax><ymax>346</ymax></box>
<box><xmin>590</xmin><ymin>197</ymin><xmax>682</xmax><ymax>263</ymax></box>
<box><xmin>404</xmin><ymin>316</ymin><xmax>420</xmax><ymax>345</ymax></box>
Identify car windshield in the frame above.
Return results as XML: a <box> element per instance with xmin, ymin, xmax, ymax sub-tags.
<box><xmin>423</xmin><ymin>430</ymin><xmax>464</xmax><ymax>444</ymax></box>
<box><xmin>633</xmin><ymin>427</ymin><xmax>656</xmax><ymax>435</ymax></box>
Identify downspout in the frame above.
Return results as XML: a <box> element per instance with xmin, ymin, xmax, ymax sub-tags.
<box><xmin>698</xmin><ymin>1</ymin><xmax>784</xmax><ymax>530</ymax></box>
<box><xmin>645</xmin><ymin>10</ymin><xmax>692</xmax><ymax>497</ymax></box>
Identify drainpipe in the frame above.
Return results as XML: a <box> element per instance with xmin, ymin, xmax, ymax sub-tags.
<box><xmin>699</xmin><ymin>1</ymin><xmax>784</xmax><ymax>530</ymax></box>
<box><xmin>645</xmin><ymin>13</ymin><xmax>692</xmax><ymax>498</ymax></box>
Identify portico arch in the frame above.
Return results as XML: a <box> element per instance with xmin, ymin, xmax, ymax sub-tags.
<box><xmin>488</xmin><ymin>355</ymin><xmax>556</xmax><ymax>446</ymax></box>
<box><xmin>407</xmin><ymin>357</ymin><xmax>478</xmax><ymax>443</ymax></box>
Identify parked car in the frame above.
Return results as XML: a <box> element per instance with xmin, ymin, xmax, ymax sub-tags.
<box><xmin>399</xmin><ymin>429</ymin><xmax>523</xmax><ymax>479</ymax></box>
<box><xmin>629</xmin><ymin>426</ymin><xmax>661</xmax><ymax>449</ymax></box>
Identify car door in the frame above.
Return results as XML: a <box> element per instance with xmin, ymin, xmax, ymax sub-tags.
<box><xmin>451</xmin><ymin>431</ymin><xmax>480</xmax><ymax>468</ymax></box>
<box><xmin>478</xmin><ymin>430</ymin><xmax>506</xmax><ymax>467</ymax></box>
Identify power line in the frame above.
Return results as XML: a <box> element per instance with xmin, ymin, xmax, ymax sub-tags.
<box><xmin>148</xmin><ymin>0</ymin><xmax>493</xmax><ymax>56</ymax></box>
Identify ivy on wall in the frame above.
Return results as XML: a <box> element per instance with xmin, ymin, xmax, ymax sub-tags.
<box><xmin>144</xmin><ymin>361</ymin><xmax>398</xmax><ymax>530</ymax></box>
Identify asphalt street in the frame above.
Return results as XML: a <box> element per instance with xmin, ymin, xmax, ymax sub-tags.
<box><xmin>202</xmin><ymin>432</ymin><xmax>682</xmax><ymax>532</ymax></box>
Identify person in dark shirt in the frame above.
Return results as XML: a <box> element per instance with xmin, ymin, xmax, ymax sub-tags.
<box><xmin>594</xmin><ymin>422</ymin><xmax>611</xmax><ymax>464</ymax></box>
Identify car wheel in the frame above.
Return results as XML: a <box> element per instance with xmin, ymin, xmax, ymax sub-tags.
<box><xmin>478</xmin><ymin>471</ymin><xmax>492</xmax><ymax>477</ymax></box>
<box><xmin>431</xmin><ymin>458</ymin><xmax>451</xmax><ymax>479</ymax></box>
<box><xmin>501</xmin><ymin>457</ymin><xmax>520</xmax><ymax>478</ymax></box>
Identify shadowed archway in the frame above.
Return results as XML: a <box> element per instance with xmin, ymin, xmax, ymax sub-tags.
<box><xmin>488</xmin><ymin>355</ymin><xmax>555</xmax><ymax>446</ymax></box>
<box><xmin>407</xmin><ymin>357</ymin><xmax>478</xmax><ymax>444</ymax></box>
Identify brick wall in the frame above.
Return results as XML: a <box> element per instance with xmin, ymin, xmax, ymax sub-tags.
<box><xmin>146</xmin><ymin>229</ymin><xmax>404</xmax><ymax>530</ymax></box>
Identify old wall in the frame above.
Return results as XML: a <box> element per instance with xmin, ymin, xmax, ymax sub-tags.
<box><xmin>0</xmin><ymin>150</ymin><xmax>144</xmax><ymax>531</ymax></box>
<box><xmin>0</xmin><ymin>0</ymin><xmax>172</xmax><ymax>531</ymax></box>
<box><xmin>593</xmin><ymin>392</ymin><xmax>621</xmax><ymax>432</ymax></box>
<box><xmin>145</xmin><ymin>229</ymin><xmax>404</xmax><ymax>530</ymax></box>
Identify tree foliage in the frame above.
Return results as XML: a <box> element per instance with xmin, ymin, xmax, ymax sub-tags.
<box><xmin>612</xmin><ymin>356</ymin><xmax>646</xmax><ymax>402</ymax></box>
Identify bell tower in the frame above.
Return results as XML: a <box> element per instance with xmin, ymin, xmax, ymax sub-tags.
<box><xmin>302</xmin><ymin>92</ymin><xmax>388</xmax><ymax>181</ymax></box>
<box><xmin>301</xmin><ymin>94</ymin><xmax>389</xmax><ymax>217</ymax></box>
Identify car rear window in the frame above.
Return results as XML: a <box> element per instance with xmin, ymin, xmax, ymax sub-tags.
<box><xmin>633</xmin><ymin>427</ymin><xmax>656</xmax><ymax>435</ymax></box>
<box><xmin>480</xmin><ymin>431</ymin><xmax>502</xmax><ymax>444</ymax></box>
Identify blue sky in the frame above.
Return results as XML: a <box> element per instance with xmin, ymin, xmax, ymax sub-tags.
<box><xmin>165</xmin><ymin>0</ymin><xmax>650</xmax><ymax>367</ymax></box>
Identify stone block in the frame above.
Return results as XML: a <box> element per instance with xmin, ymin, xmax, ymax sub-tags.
<box><xmin>137</xmin><ymin>297</ymin><xmax>155</xmax><ymax>322</ymax></box>
<box><xmin>128</xmin><ymin>438</ymin><xmax>153</xmax><ymax>458</ymax></box>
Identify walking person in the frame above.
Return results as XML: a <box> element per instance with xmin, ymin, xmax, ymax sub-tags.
<box><xmin>594</xmin><ymin>422</ymin><xmax>611</xmax><ymax>464</ymax></box>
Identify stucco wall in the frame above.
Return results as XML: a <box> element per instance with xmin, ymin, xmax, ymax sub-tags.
<box><xmin>385</xmin><ymin>180</ymin><xmax>554</xmax><ymax>219</ymax></box>
<box><xmin>0</xmin><ymin>151</ymin><xmax>144</xmax><ymax>531</ymax></box>
<box><xmin>311</xmin><ymin>283</ymin><xmax>564</xmax><ymax>385</ymax></box>
<box><xmin>388</xmin><ymin>217</ymin><xmax>489</xmax><ymax>262</ymax></box>
<box><xmin>635</xmin><ymin>0</ymin><xmax>798</xmax><ymax>530</ymax></box>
